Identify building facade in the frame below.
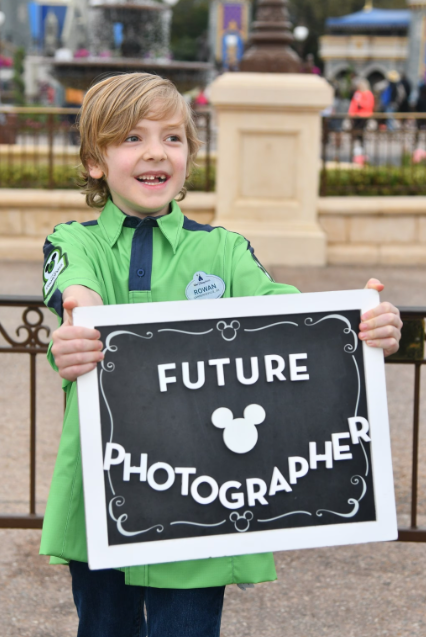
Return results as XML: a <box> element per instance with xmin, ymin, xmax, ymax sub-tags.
<box><xmin>320</xmin><ymin>5</ymin><xmax>411</xmax><ymax>86</ymax></box>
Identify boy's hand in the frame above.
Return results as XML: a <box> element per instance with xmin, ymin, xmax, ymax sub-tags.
<box><xmin>358</xmin><ymin>278</ymin><xmax>402</xmax><ymax>357</ymax></box>
<box><xmin>51</xmin><ymin>291</ymin><xmax>104</xmax><ymax>382</ymax></box>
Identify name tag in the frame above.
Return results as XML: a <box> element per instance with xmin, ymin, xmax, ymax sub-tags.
<box><xmin>185</xmin><ymin>271</ymin><xmax>225</xmax><ymax>301</ymax></box>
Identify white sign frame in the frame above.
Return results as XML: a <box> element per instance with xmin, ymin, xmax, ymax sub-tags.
<box><xmin>75</xmin><ymin>290</ymin><xmax>397</xmax><ymax>570</ymax></box>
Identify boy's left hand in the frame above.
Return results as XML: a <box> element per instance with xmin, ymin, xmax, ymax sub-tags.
<box><xmin>358</xmin><ymin>278</ymin><xmax>402</xmax><ymax>357</ymax></box>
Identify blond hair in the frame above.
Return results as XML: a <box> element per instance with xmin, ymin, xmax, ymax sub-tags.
<box><xmin>355</xmin><ymin>77</ymin><xmax>371</xmax><ymax>92</ymax></box>
<box><xmin>78</xmin><ymin>73</ymin><xmax>201</xmax><ymax>208</ymax></box>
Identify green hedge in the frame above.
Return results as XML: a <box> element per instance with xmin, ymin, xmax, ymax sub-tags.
<box><xmin>3</xmin><ymin>162</ymin><xmax>424</xmax><ymax>196</ymax></box>
<box><xmin>0</xmin><ymin>165</ymin><xmax>78</xmax><ymax>188</ymax></box>
<box><xmin>322</xmin><ymin>166</ymin><xmax>426</xmax><ymax>196</ymax></box>
<box><xmin>0</xmin><ymin>163</ymin><xmax>216</xmax><ymax>191</ymax></box>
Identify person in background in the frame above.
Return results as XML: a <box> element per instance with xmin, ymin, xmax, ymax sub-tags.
<box><xmin>303</xmin><ymin>53</ymin><xmax>321</xmax><ymax>76</ymax></box>
<box><xmin>380</xmin><ymin>70</ymin><xmax>406</xmax><ymax>131</ymax></box>
<box><xmin>399</xmin><ymin>72</ymin><xmax>412</xmax><ymax>115</ymax></box>
<box><xmin>349</xmin><ymin>77</ymin><xmax>375</xmax><ymax>119</ymax></box>
<box><xmin>348</xmin><ymin>77</ymin><xmax>374</xmax><ymax>163</ymax></box>
<box><xmin>415</xmin><ymin>76</ymin><xmax>426</xmax><ymax>130</ymax></box>
<box><xmin>327</xmin><ymin>83</ymin><xmax>350</xmax><ymax>134</ymax></box>
<box><xmin>63</xmin><ymin>87</ymin><xmax>84</xmax><ymax>145</ymax></box>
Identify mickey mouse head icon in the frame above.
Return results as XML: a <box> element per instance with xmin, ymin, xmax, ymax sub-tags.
<box><xmin>45</xmin><ymin>251</ymin><xmax>57</xmax><ymax>275</ymax></box>
<box><xmin>211</xmin><ymin>405</ymin><xmax>266</xmax><ymax>454</ymax></box>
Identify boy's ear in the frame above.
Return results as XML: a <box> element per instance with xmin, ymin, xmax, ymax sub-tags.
<box><xmin>87</xmin><ymin>163</ymin><xmax>104</xmax><ymax>180</ymax></box>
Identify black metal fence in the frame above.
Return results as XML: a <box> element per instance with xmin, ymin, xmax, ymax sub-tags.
<box><xmin>321</xmin><ymin>113</ymin><xmax>426</xmax><ymax>197</ymax></box>
<box><xmin>0</xmin><ymin>297</ymin><xmax>50</xmax><ymax>529</ymax></box>
<box><xmin>0</xmin><ymin>106</ymin><xmax>214</xmax><ymax>192</ymax></box>
<box><xmin>0</xmin><ymin>298</ymin><xmax>424</xmax><ymax>542</ymax></box>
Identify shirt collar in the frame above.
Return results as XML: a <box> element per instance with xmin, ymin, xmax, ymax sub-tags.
<box><xmin>97</xmin><ymin>199</ymin><xmax>184</xmax><ymax>254</ymax></box>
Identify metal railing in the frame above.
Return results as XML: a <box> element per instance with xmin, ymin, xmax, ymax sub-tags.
<box><xmin>0</xmin><ymin>106</ymin><xmax>214</xmax><ymax>192</ymax></box>
<box><xmin>387</xmin><ymin>307</ymin><xmax>426</xmax><ymax>541</ymax></box>
<box><xmin>321</xmin><ymin>113</ymin><xmax>426</xmax><ymax>197</ymax></box>
<box><xmin>0</xmin><ymin>296</ymin><xmax>50</xmax><ymax>529</ymax></box>
<box><xmin>0</xmin><ymin>299</ymin><xmax>424</xmax><ymax>540</ymax></box>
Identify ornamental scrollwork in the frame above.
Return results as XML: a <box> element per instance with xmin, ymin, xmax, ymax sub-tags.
<box><xmin>0</xmin><ymin>306</ymin><xmax>51</xmax><ymax>350</ymax></box>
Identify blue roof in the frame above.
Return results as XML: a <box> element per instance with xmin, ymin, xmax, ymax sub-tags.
<box><xmin>327</xmin><ymin>8</ymin><xmax>411</xmax><ymax>31</ymax></box>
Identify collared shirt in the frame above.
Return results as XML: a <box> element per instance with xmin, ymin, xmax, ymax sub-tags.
<box><xmin>41</xmin><ymin>199</ymin><xmax>299</xmax><ymax>589</ymax></box>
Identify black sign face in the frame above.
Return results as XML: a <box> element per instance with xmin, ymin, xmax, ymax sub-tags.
<box><xmin>97</xmin><ymin>309</ymin><xmax>376</xmax><ymax>546</ymax></box>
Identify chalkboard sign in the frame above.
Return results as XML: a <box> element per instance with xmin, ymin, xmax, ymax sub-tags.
<box><xmin>76</xmin><ymin>290</ymin><xmax>397</xmax><ymax>570</ymax></box>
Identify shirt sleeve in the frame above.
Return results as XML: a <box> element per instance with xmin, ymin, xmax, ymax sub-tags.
<box><xmin>43</xmin><ymin>222</ymin><xmax>105</xmax><ymax>321</ymax></box>
<box><xmin>42</xmin><ymin>222</ymin><xmax>105</xmax><ymax>379</ymax></box>
<box><xmin>230</xmin><ymin>236</ymin><xmax>300</xmax><ymax>298</ymax></box>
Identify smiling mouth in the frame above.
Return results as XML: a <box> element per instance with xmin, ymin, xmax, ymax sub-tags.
<box><xmin>136</xmin><ymin>174</ymin><xmax>168</xmax><ymax>185</ymax></box>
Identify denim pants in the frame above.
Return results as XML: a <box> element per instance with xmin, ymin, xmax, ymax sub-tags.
<box><xmin>69</xmin><ymin>561</ymin><xmax>225</xmax><ymax>637</ymax></box>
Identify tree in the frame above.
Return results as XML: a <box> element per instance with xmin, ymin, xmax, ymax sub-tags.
<box><xmin>13</xmin><ymin>48</ymin><xmax>25</xmax><ymax>106</ymax></box>
<box><xmin>170</xmin><ymin>0</ymin><xmax>209</xmax><ymax>61</ymax></box>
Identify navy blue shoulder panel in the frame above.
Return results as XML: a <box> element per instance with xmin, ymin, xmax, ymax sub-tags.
<box><xmin>245</xmin><ymin>238</ymin><xmax>255</xmax><ymax>256</ymax></box>
<box><xmin>182</xmin><ymin>216</ymin><xmax>218</xmax><ymax>233</ymax></box>
<box><xmin>43</xmin><ymin>238</ymin><xmax>54</xmax><ymax>261</ymax></box>
<box><xmin>43</xmin><ymin>221</ymin><xmax>75</xmax><ymax>262</ymax></box>
<box><xmin>43</xmin><ymin>219</ymin><xmax>97</xmax><ymax>260</ymax></box>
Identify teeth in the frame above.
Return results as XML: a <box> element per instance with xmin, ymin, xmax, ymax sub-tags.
<box><xmin>137</xmin><ymin>174</ymin><xmax>167</xmax><ymax>182</ymax></box>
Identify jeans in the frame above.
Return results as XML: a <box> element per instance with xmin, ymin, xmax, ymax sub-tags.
<box><xmin>69</xmin><ymin>561</ymin><xmax>225</xmax><ymax>637</ymax></box>
<box><xmin>385</xmin><ymin>105</ymin><xmax>396</xmax><ymax>131</ymax></box>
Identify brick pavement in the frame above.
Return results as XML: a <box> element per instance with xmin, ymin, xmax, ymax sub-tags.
<box><xmin>0</xmin><ymin>261</ymin><xmax>425</xmax><ymax>637</ymax></box>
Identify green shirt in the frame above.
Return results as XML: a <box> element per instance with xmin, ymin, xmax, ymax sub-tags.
<box><xmin>40</xmin><ymin>199</ymin><xmax>299</xmax><ymax>589</ymax></box>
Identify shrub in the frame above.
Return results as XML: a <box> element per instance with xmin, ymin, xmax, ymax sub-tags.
<box><xmin>0</xmin><ymin>163</ymin><xmax>216</xmax><ymax>191</ymax></box>
<box><xmin>321</xmin><ymin>165</ymin><xmax>426</xmax><ymax>196</ymax></box>
<box><xmin>0</xmin><ymin>164</ymin><xmax>79</xmax><ymax>189</ymax></box>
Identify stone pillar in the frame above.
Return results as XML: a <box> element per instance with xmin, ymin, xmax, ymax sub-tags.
<box><xmin>210</xmin><ymin>72</ymin><xmax>333</xmax><ymax>266</ymax></box>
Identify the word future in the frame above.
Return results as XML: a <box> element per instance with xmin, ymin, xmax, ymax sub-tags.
<box><xmin>158</xmin><ymin>353</ymin><xmax>309</xmax><ymax>392</ymax></box>
<box><xmin>103</xmin><ymin>417</ymin><xmax>371</xmax><ymax>511</ymax></box>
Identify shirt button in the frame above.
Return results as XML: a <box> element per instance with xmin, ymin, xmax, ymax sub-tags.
<box><xmin>137</xmin><ymin>268</ymin><xmax>145</xmax><ymax>277</ymax></box>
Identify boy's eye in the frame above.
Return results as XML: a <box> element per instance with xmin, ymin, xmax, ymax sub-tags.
<box><xmin>125</xmin><ymin>135</ymin><xmax>139</xmax><ymax>142</ymax></box>
<box><xmin>166</xmin><ymin>134</ymin><xmax>181</xmax><ymax>142</ymax></box>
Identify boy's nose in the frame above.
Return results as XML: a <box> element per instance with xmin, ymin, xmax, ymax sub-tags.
<box><xmin>142</xmin><ymin>142</ymin><xmax>167</xmax><ymax>162</ymax></box>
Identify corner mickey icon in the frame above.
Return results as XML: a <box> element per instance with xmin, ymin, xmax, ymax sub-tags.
<box><xmin>211</xmin><ymin>405</ymin><xmax>266</xmax><ymax>454</ymax></box>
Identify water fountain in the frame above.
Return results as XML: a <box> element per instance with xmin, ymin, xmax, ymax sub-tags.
<box><xmin>49</xmin><ymin>0</ymin><xmax>212</xmax><ymax>93</ymax></box>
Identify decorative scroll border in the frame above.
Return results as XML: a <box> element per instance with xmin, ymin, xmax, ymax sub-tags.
<box><xmin>99</xmin><ymin>313</ymin><xmax>370</xmax><ymax>537</ymax></box>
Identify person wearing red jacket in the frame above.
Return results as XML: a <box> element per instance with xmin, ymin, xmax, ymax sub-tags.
<box><xmin>349</xmin><ymin>78</ymin><xmax>375</xmax><ymax>162</ymax></box>
<box><xmin>349</xmin><ymin>78</ymin><xmax>375</xmax><ymax>118</ymax></box>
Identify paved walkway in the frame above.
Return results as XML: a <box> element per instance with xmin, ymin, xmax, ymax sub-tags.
<box><xmin>0</xmin><ymin>262</ymin><xmax>425</xmax><ymax>637</ymax></box>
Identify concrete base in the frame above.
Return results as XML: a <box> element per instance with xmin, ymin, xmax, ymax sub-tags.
<box><xmin>0</xmin><ymin>190</ymin><xmax>216</xmax><ymax>262</ymax></box>
<box><xmin>0</xmin><ymin>237</ymin><xmax>43</xmax><ymax>261</ymax></box>
<box><xmin>318</xmin><ymin>197</ymin><xmax>426</xmax><ymax>266</ymax></box>
<box><xmin>2</xmin><ymin>190</ymin><xmax>426</xmax><ymax>265</ymax></box>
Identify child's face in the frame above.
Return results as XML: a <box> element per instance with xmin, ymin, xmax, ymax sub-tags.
<box><xmin>89</xmin><ymin>109</ymin><xmax>188</xmax><ymax>218</ymax></box>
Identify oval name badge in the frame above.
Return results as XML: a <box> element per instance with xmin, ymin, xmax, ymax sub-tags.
<box><xmin>185</xmin><ymin>271</ymin><xmax>225</xmax><ymax>301</ymax></box>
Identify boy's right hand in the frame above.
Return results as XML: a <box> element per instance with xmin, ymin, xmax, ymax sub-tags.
<box><xmin>51</xmin><ymin>296</ymin><xmax>104</xmax><ymax>382</ymax></box>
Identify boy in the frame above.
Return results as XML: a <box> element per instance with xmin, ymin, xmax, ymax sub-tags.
<box><xmin>41</xmin><ymin>73</ymin><xmax>402</xmax><ymax>637</ymax></box>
